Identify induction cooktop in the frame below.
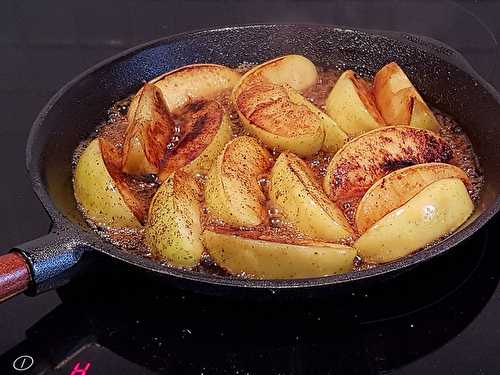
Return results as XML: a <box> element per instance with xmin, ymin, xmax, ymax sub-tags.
<box><xmin>1</xmin><ymin>1</ymin><xmax>499</xmax><ymax>374</ymax></box>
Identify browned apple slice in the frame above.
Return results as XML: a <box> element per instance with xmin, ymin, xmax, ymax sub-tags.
<box><xmin>269</xmin><ymin>152</ymin><xmax>354</xmax><ymax>242</ymax></box>
<box><xmin>355</xmin><ymin>163</ymin><xmax>470</xmax><ymax>233</ymax></box>
<box><xmin>232</xmin><ymin>55</ymin><xmax>347</xmax><ymax>155</ymax></box>
<box><xmin>325</xmin><ymin>70</ymin><xmax>386</xmax><ymax>137</ymax></box>
<box><xmin>354</xmin><ymin>178</ymin><xmax>473</xmax><ymax>263</ymax></box>
<box><xmin>373</xmin><ymin>62</ymin><xmax>440</xmax><ymax>131</ymax></box>
<box><xmin>100</xmin><ymin>138</ymin><xmax>149</xmax><ymax>224</ymax></box>
<box><xmin>204</xmin><ymin>136</ymin><xmax>272</xmax><ymax>227</ymax></box>
<box><xmin>73</xmin><ymin>138</ymin><xmax>141</xmax><ymax>229</ymax></box>
<box><xmin>158</xmin><ymin>100</ymin><xmax>233</xmax><ymax>181</ymax></box>
<box><xmin>409</xmin><ymin>97</ymin><xmax>442</xmax><ymax>132</ymax></box>
<box><xmin>128</xmin><ymin>64</ymin><xmax>241</xmax><ymax>116</ymax></box>
<box><xmin>235</xmin><ymin>82</ymin><xmax>325</xmax><ymax>156</ymax></box>
<box><xmin>376</xmin><ymin>86</ymin><xmax>414</xmax><ymax>125</ymax></box>
<box><xmin>144</xmin><ymin>170</ymin><xmax>203</xmax><ymax>268</ymax></box>
<box><xmin>235</xmin><ymin>54</ymin><xmax>318</xmax><ymax>93</ymax></box>
<box><xmin>122</xmin><ymin>83</ymin><xmax>174</xmax><ymax>175</ymax></box>
<box><xmin>323</xmin><ymin>126</ymin><xmax>453</xmax><ymax>218</ymax></box>
<box><xmin>203</xmin><ymin>228</ymin><xmax>356</xmax><ymax>279</ymax></box>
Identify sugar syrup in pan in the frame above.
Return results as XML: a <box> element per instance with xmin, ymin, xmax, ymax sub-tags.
<box><xmin>72</xmin><ymin>66</ymin><xmax>483</xmax><ymax>277</ymax></box>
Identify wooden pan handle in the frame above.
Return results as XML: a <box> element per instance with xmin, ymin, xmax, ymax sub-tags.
<box><xmin>0</xmin><ymin>252</ymin><xmax>30</xmax><ymax>302</ymax></box>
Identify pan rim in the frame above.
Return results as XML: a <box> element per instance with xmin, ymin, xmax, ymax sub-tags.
<box><xmin>26</xmin><ymin>23</ymin><xmax>500</xmax><ymax>290</ymax></box>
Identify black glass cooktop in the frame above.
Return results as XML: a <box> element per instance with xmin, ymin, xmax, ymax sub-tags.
<box><xmin>1</xmin><ymin>1</ymin><xmax>499</xmax><ymax>374</ymax></box>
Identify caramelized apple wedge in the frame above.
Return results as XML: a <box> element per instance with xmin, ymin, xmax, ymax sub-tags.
<box><xmin>204</xmin><ymin>136</ymin><xmax>272</xmax><ymax>227</ymax></box>
<box><xmin>323</xmin><ymin>126</ymin><xmax>453</xmax><ymax>216</ymax></box>
<box><xmin>409</xmin><ymin>97</ymin><xmax>441</xmax><ymax>132</ymax></box>
<box><xmin>158</xmin><ymin>100</ymin><xmax>233</xmax><ymax>181</ymax></box>
<box><xmin>128</xmin><ymin>63</ymin><xmax>241</xmax><ymax>117</ymax></box>
<box><xmin>355</xmin><ymin>163</ymin><xmax>470</xmax><ymax>233</ymax></box>
<box><xmin>73</xmin><ymin>138</ymin><xmax>142</xmax><ymax>228</ymax></box>
<box><xmin>235</xmin><ymin>83</ymin><xmax>326</xmax><ymax>156</ymax></box>
<box><xmin>233</xmin><ymin>55</ymin><xmax>347</xmax><ymax>156</ymax></box>
<box><xmin>203</xmin><ymin>229</ymin><xmax>356</xmax><ymax>279</ymax></box>
<box><xmin>269</xmin><ymin>152</ymin><xmax>354</xmax><ymax>242</ymax></box>
<box><xmin>325</xmin><ymin>70</ymin><xmax>386</xmax><ymax>137</ymax></box>
<box><xmin>99</xmin><ymin>138</ymin><xmax>150</xmax><ymax>224</ymax></box>
<box><xmin>144</xmin><ymin>170</ymin><xmax>203</xmax><ymax>268</ymax></box>
<box><xmin>122</xmin><ymin>83</ymin><xmax>174</xmax><ymax>175</ymax></box>
<box><xmin>236</xmin><ymin>54</ymin><xmax>318</xmax><ymax>92</ymax></box>
<box><xmin>354</xmin><ymin>178</ymin><xmax>473</xmax><ymax>263</ymax></box>
<box><xmin>373</xmin><ymin>62</ymin><xmax>440</xmax><ymax>131</ymax></box>
<box><xmin>295</xmin><ymin>89</ymin><xmax>349</xmax><ymax>153</ymax></box>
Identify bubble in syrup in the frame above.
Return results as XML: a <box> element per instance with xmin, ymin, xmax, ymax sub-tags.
<box><xmin>143</xmin><ymin>174</ymin><xmax>158</xmax><ymax>184</ymax></box>
<box><xmin>258</xmin><ymin>176</ymin><xmax>269</xmax><ymax>189</ymax></box>
<box><xmin>353</xmin><ymin>255</ymin><xmax>362</xmax><ymax>267</ymax></box>
<box><xmin>270</xmin><ymin>217</ymin><xmax>282</xmax><ymax>227</ymax></box>
<box><xmin>194</xmin><ymin>172</ymin><xmax>208</xmax><ymax>181</ymax></box>
<box><xmin>119</xmin><ymin>105</ymin><xmax>128</xmax><ymax>115</ymax></box>
<box><xmin>213</xmin><ymin>218</ymin><xmax>225</xmax><ymax>226</ymax></box>
<box><xmin>268</xmin><ymin>207</ymin><xmax>279</xmax><ymax>217</ymax></box>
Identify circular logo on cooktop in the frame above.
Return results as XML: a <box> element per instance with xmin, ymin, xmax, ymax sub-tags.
<box><xmin>12</xmin><ymin>355</ymin><xmax>34</xmax><ymax>371</ymax></box>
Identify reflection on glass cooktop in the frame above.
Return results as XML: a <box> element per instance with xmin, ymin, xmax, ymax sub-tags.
<box><xmin>0</xmin><ymin>1</ymin><xmax>499</xmax><ymax>374</ymax></box>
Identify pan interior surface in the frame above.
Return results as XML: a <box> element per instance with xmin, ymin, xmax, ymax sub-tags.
<box><xmin>27</xmin><ymin>25</ymin><xmax>500</xmax><ymax>290</ymax></box>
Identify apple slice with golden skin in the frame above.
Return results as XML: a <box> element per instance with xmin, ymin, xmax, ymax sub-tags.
<box><xmin>288</xmin><ymin>87</ymin><xmax>348</xmax><ymax>154</ymax></box>
<box><xmin>144</xmin><ymin>170</ymin><xmax>203</xmax><ymax>268</ymax></box>
<box><xmin>203</xmin><ymin>229</ymin><xmax>357</xmax><ymax>279</ymax></box>
<box><xmin>377</xmin><ymin>87</ymin><xmax>414</xmax><ymax>125</ymax></box>
<box><xmin>373</xmin><ymin>62</ymin><xmax>440</xmax><ymax>131</ymax></box>
<box><xmin>323</xmin><ymin>126</ymin><xmax>453</xmax><ymax>217</ymax></box>
<box><xmin>409</xmin><ymin>97</ymin><xmax>441</xmax><ymax>132</ymax></box>
<box><xmin>355</xmin><ymin>163</ymin><xmax>470</xmax><ymax>234</ymax></box>
<box><xmin>73</xmin><ymin>138</ymin><xmax>142</xmax><ymax>229</ymax></box>
<box><xmin>374</xmin><ymin>63</ymin><xmax>419</xmax><ymax>103</ymax></box>
<box><xmin>99</xmin><ymin>138</ymin><xmax>149</xmax><ymax>224</ymax></box>
<box><xmin>129</xmin><ymin>64</ymin><xmax>241</xmax><ymax>116</ymax></box>
<box><xmin>233</xmin><ymin>55</ymin><xmax>347</xmax><ymax>156</ymax></box>
<box><xmin>235</xmin><ymin>83</ymin><xmax>326</xmax><ymax>156</ymax></box>
<box><xmin>376</xmin><ymin>87</ymin><xmax>439</xmax><ymax>130</ymax></box>
<box><xmin>354</xmin><ymin>178</ymin><xmax>473</xmax><ymax>263</ymax></box>
<box><xmin>122</xmin><ymin>83</ymin><xmax>175</xmax><ymax>175</ymax></box>
<box><xmin>204</xmin><ymin>136</ymin><xmax>272</xmax><ymax>227</ymax></box>
<box><xmin>158</xmin><ymin>100</ymin><xmax>233</xmax><ymax>181</ymax></box>
<box><xmin>325</xmin><ymin>70</ymin><xmax>386</xmax><ymax>137</ymax></box>
<box><xmin>269</xmin><ymin>152</ymin><xmax>354</xmax><ymax>242</ymax></box>
<box><xmin>235</xmin><ymin>54</ymin><xmax>319</xmax><ymax>93</ymax></box>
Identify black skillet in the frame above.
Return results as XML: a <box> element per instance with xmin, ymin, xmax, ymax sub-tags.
<box><xmin>0</xmin><ymin>24</ymin><xmax>499</xmax><ymax>302</ymax></box>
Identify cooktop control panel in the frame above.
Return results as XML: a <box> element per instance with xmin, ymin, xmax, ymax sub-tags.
<box><xmin>5</xmin><ymin>345</ymin><xmax>153</xmax><ymax>375</ymax></box>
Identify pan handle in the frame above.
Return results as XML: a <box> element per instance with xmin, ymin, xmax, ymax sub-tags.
<box><xmin>0</xmin><ymin>231</ymin><xmax>87</xmax><ymax>302</ymax></box>
<box><xmin>0</xmin><ymin>252</ymin><xmax>30</xmax><ymax>301</ymax></box>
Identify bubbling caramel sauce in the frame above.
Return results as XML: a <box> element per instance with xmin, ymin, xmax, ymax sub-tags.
<box><xmin>73</xmin><ymin>66</ymin><xmax>483</xmax><ymax>275</ymax></box>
